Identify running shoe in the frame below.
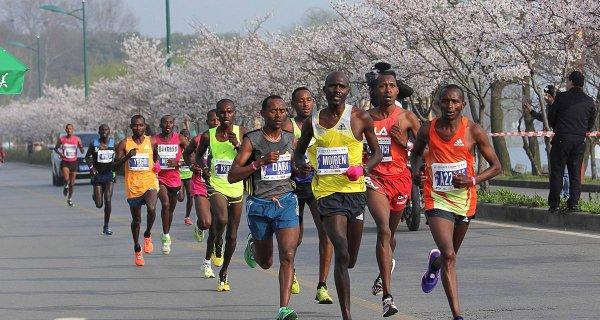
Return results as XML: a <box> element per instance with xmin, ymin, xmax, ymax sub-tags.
<box><xmin>134</xmin><ymin>251</ymin><xmax>144</xmax><ymax>266</ymax></box>
<box><xmin>211</xmin><ymin>242</ymin><xmax>224</xmax><ymax>267</ymax></box>
<box><xmin>67</xmin><ymin>199</ymin><xmax>73</xmax><ymax>207</ymax></box>
<box><xmin>217</xmin><ymin>274</ymin><xmax>230</xmax><ymax>292</ymax></box>
<box><xmin>63</xmin><ymin>185</ymin><xmax>68</xmax><ymax>197</ymax></box>
<box><xmin>184</xmin><ymin>217</ymin><xmax>192</xmax><ymax>225</ymax></box>
<box><xmin>193</xmin><ymin>224</ymin><xmax>204</xmax><ymax>242</ymax></box>
<box><xmin>315</xmin><ymin>286</ymin><xmax>333</xmax><ymax>304</ymax></box>
<box><xmin>276</xmin><ymin>306</ymin><xmax>298</xmax><ymax>320</ymax></box>
<box><xmin>244</xmin><ymin>234</ymin><xmax>257</xmax><ymax>268</ymax></box>
<box><xmin>201</xmin><ymin>262</ymin><xmax>216</xmax><ymax>279</ymax></box>
<box><xmin>290</xmin><ymin>271</ymin><xmax>300</xmax><ymax>294</ymax></box>
<box><xmin>143</xmin><ymin>236</ymin><xmax>154</xmax><ymax>254</ymax></box>
<box><xmin>372</xmin><ymin>275</ymin><xmax>383</xmax><ymax>296</ymax></box>
<box><xmin>421</xmin><ymin>248</ymin><xmax>441</xmax><ymax>293</ymax></box>
<box><xmin>382</xmin><ymin>295</ymin><xmax>398</xmax><ymax>317</ymax></box>
<box><xmin>161</xmin><ymin>234</ymin><xmax>171</xmax><ymax>255</ymax></box>
<box><xmin>102</xmin><ymin>226</ymin><xmax>113</xmax><ymax>236</ymax></box>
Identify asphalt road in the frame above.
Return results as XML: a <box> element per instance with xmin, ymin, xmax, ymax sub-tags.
<box><xmin>1</xmin><ymin>162</ymin><xmax>599</xmax><ymax>320</ymax></box>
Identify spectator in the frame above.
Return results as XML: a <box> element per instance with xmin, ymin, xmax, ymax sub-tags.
<box><xmin>522</xmin><ymin>84</ymin><xmax>556</xmax><ymax>122</ymax></box>
<box><xmin>547</xmin><ymin>71</ymin><xmax>596</xmax><ymax>213</ymax></box>
<box><xmin>0</xmin><ymin>145</ymin><xmax>5</xmax><ymax>164</ymax></box>
<box><xmin>27</xmin><ymin>139</ymin><xmax>34</xmax><ymax>163</ymax></box>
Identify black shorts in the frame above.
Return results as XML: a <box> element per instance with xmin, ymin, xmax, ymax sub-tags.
<box><xmin>60</xmin><ymin>161</ymin><xmax>78</xmax><ymax>172</ymax></box>
<box><xmin>91</xmin><ymin>172</ymin><xmax>115</xmax><ymax>185</ymax></box>
<box><xmin>317</xmin><ymin>192</ymin><xmax>366</xmax><ymax>223</ymax></box>
<box><xmin>294</xmin><ymin>182</ymin><xmax>314</xmax><ymax>206</ymax></box>
<box><xmin>425</xmin><ymin>209</ymin><xmax>472</xmax><ymax>225</ymax></box>
<box><xmin>160</xmin><ymin>183</ymin><xmax>181</xmax><ymax>196</ymax></box>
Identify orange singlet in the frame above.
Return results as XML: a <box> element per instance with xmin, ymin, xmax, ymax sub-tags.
<box><xmin>424</xmin><ymin>116</ymin><xmax>476</xmax><ymax>217</ymax></box>
<box><xmin>124</xmin><ymin>136</ymin><xmax>159</xmax><ymax>199</ymax></box>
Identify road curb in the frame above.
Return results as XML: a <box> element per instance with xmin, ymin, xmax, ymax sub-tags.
<box><xmin>489</xmin><ymin>178</ymin><xmax>600</xmax><ymax>192</ymax></box>
<box><xmin>478</xmin><ymin>203</ymin><xmax>600</xmax><ymax>232</ymax></box>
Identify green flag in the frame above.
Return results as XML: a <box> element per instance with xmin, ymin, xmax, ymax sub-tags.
<box><xmin>0</xmin><ymin>47</ymin><xmax>29</xmax><ymax>95</ymax></box>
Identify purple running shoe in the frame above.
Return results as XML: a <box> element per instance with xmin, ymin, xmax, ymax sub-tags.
<box><xmin>421</xmin><ymin>249</ymin><xmax>441</xmax><ymax>293</ymax></box>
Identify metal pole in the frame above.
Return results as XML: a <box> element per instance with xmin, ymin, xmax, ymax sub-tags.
<box><xmin>82</xmin><ymin>0</ymin><xmax>88</xmax><ymax>99</ymax></box>
<box><xmin>165</xmin><ymin>0</ymin><xmax>171</xmax><ymax>67</ymax></box>
<box><xmin>36</xmin><ymin>34</ymin><xmax>42</xmax><ymax>98</ymax></box>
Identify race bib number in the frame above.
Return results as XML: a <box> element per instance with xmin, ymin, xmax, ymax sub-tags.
<box><xmin>178</xmin><ymin>159</ymin><xmax>190</xmax><ymax>172</ymax></box>
<box><xmin>431</xmin><ymin>161</ymin><xmax>467</xmax><ymax>192</ymax></box>
<box><xmin>316</xmin><ymin>147</ymin><xmax>349</xmax><ymax>175</ymax></box>
<box><xmin>128</xmin><ymin>154</ymin><xmax>150</xmax><ymax>171</ymax></box>
<box><xmin>63</xmin><ymin>144</ymin><xmax>77</xmax><ymax>159</ymax></box>
<box><xmin>157</xmin><ymin>144</ymin><xmax>178</xmax><ymax>170</ymax></box>
<box><xmin>97</xmin><ymin>149</ymin><xmax>114</xmax><ymax>163</ymax></box>
<box><xmin>214</xmin><ymin>159</ymin><xmax>233</xmax><ymax>178</ymax></box>
<box><xmin>261</xmin><ymin>153</ymin><xmax>292</xmax><ymax>181</ymax></box>
<box><xmin>378</xmin><ymin>137</ymin><xmax>392</xmax><ymax>162</ymax></box>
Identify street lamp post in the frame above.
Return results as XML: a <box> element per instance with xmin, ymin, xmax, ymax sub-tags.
<box><xmin>6</xmin><ymin>35</ymin><xmax>43</xmax><ymax>98</ymax></box>
<box><xmin>166</xmin><ymin>0</ymin><xmax>171</xmax><ymax>67</ymax></box>
<box><xmin>40</xmin><ymin>0</ymin><xmax>88</xmax><ymax>99</ymax></box>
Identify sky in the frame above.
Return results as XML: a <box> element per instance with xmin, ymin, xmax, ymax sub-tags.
<box><xmin>125</xmin><ymin>0</ymin><xmax>335</xmax><ymax>37</ymax></box>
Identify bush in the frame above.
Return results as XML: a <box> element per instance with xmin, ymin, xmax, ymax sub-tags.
<box><xmin>478</xmin><ymin>188</ymin><xmax>600</xmax><ymax>214</ymax></box>
<box><xmin>6</xmin><ymin>148</ymin><xmax>52</xmax><ymax>166</ymax></box>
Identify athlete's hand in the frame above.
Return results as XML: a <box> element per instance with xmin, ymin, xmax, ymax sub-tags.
<box><xmin>191</xmin><ymin>163</ymin><xmax>202</xmax><ymax>174</ymax></box>
<box><xmin>201</xmin><ymin>166</ymin><xmax>211</xmax><ymax>180</ymax></box>
<box><xmin>127</xmin><ymin>148</ymin><xmax>138</xmax><ymax>158</ymax></box>
<box><xmin>413</xmin><ymin>170</ymin><xmax>425</xmax><ymax>187</ymax></box>
<box><xmin>177</xmin><ymin>186</ymin><xmax>185</xmax><ymax>202</ymax></box>
<box><xmin>260</xmin><ymin>151</ymin><xmax>279</xmax><ymax>165</ymax></box>
<box><xmin>227</xmin><ymin>131</ymin><xmax>239</xmax><ymax>148</ymax></box>
<box><xmin>90</xmin><ymin>167</ymin><xmax>98</xmax><ymax>176</ymax></box>
<box><xmin>452</xmin><ymin>173</ymin><xmax>473</xmax><ymax>188</ymax></box>
<box><xmin>297</xmin><ymin>163</ymin><xmax>314</xmax><ymax>177</ymax></box>
<box><xmin>166</xmin><ymin>159</ymin><xmax>177</xmax><ymax>168</ymax></box>
<box><xmin>390</xmin><ymin>124</ymin><xmax>407</xmax><ymax>147</ymax></box>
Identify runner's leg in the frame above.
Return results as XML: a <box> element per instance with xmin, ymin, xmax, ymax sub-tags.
<box><xmin>103</xmin><ymin>182</ymin><xmax>114</xmax><ymax>228</ymax></box>
<box><xmin>368</xmin><ymin>189</ymin><xmax>393</xmax><ymax>295</ymax></box>
<box><xmin>219</xmin><ymin>201</ymin><xmax>242</xmax><ymax>277</ymax></box>
<box><xmin>322</xmin><ymin>214</ymin><xmax>352</xmax><ymax>320</ymax></box>
<box><xmin>275</xmin><ymin>226</ymin><xmax>300</xmax><ymax>308</ymax></box>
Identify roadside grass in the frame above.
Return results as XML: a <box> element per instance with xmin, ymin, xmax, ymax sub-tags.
<box><xmin>6</xmin><ymin>148</ymin><xmax>52</xmax><ymax>166</ymax></box>
<box><xmin>478</xmin><ymin>188</ymin><xmax>600</xmax><ymax>214</ymax></box>
<box><xmin>494</xmin><ymin>173</ymin><xmax>600</xmax><ymax>185</ymax></box>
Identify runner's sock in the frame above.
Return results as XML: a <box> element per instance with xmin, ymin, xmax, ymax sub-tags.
<box><xmin>317</xmin><ymin>282</ymin><xmax>326</xmax><ymax>289</ymax></box>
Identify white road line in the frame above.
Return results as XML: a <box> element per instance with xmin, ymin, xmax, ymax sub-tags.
<box><xmin>473</xmin><ymin>219</ymin><xmax>600</xmax><ymax>239</ymax></box>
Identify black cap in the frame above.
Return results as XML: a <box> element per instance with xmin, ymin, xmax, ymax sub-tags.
<box><xmin>568</xmin><ymin>71</ymin><xmax>584</xmax><ymax>87</ymax></box>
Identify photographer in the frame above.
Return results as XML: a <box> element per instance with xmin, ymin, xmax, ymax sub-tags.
<box><xmin>547</xmin><ymin>71</ymin><xmax>596</xmax><ymax>213</ymax></box>
<box><xmin>522</xmin><ymin>84</ymin><xmax>556</xmax><ymax>122</ymax></box>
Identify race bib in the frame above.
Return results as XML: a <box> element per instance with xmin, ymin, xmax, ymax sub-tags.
<box><xmin>431</xmin><ymin>161</ymin><xmax>467</xmax><ymax>192</ymax></box>
<box><xmin>214</xmin><ymin>159</ymin><xmax>233</xmax><ymax>178</ymax></box>
<box><xmin>157</xmin><ymin>144</ymin><xmax>178</xmax><ymax>170</ymax></box>
<box><xmin>97</xmin><ymin>149</ymin><xmax>114</xmax><ymax>163</ymax></box>
<box><xmin>128</xmin><ymin>154</ymin><xmax>150</xmax><ymax>171</ymax></box>
<box><xmin>63</xmin><ymin>144</ymin><xmax>77</xmax><ymax>159</ymax></box>
<box><xmin>178</xmin><ymin>159</ymin><xmax>190</xmax><ymax>172</ymax></box>
<box><xmin>316</xmin><ymin>147</ymin><xmax>349</xmax><ymax>175</ymax></box>
<box><xmin>261</xmin><ymin>153</ymin><xmax>292</xmax><ymax>181</ymax></box>
<box><xmin>378</xmin><ymin>137</ymin><xmax>392</xmax><ymax>162</ymax></box>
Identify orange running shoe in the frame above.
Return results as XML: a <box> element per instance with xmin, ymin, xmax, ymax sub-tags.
<box><xmin>144</xmin><ymin>236</ymin><xmax>154</xmax><ymax>254</ymax></box>
<box><xmin>134</xmin><ymin>251</ymin><xmax>145</xmax><ymax>266</ymax></box>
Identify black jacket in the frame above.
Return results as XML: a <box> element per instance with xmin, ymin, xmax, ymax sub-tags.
<box><xmin>548</xmin><ymin>87</ymin><xmax>596</xmax><ymax>136</ymax></box>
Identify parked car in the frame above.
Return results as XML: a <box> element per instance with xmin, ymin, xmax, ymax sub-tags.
<box><xmin>51</xmin><ymin>132</ymin><xmax>99</xmax><ymax>186</ymax></box>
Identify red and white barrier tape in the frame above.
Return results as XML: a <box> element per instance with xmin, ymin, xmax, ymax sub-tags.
<box><xmin>489</xmin><ymin>131</ymin><xmax>600</xmax><ymax>137</ymax></box>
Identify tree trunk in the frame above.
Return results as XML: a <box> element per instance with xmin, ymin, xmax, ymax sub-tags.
<box><xmin>490</xmin><ymin>81</ymin><xmax>512</xmax><ymax>175</ymax></box>
<box><xmin>521</xmin><ymin>79</ymin><xmax>542</xmax><ymax>175</ymax></box>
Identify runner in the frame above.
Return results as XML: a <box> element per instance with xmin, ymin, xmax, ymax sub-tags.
<box><xmin>294</xmin><ymin>71</ymin><xmax>382</xmax><ymax>320</ymax></box>
<box><xmin>229</xmin><ymin>95</ymin><xmax>299</xmax><ymax>320</ymax></box>
<box><xmin>365</xmin><ymin>70</ymin><xmax>421</xmax><ymax>316</ymax></box>
<box><xmin>114</xmin><ymin>115</ymin><xmax>159</xmax><ymax>266</ymax></box>
<box><xmin>182</xmin><ymin>109</ymin><xmax>219</xmax><ymax>279</ymax></box>
<box><xmin>283</xmin><ymin>86</ymin><xmax>334</xmax><ymax>303</ymax></box>
<box><xmin>410</xmin><ymin>84</ymin><xmax>501</xmax><ymax>320</ymax></box>
<box><xmin>53</xmin><ymin>124</ymin><xmax>84</xmax><ymax>207</ymax></box>
<box><xmin>84</xmin><ymin>124</ymin><xmax>116</xmax><ymax>235</ymax></box>
<box><xmin>0</xmin><ymin>143</ymin><xmax>6</xmax><ymax>165</ymax></box>
<box><xmin>153</xmin><ymin>115</ymin><xmax>189</xmax><ymax>255</ymax></box>
<box><xmin>178</xmin><ymin>129</ymin><xmax>194</xmax><ymax>226</ymax></box>
<box><xmin>195</xmin><ymin>99</ymin><xmax>246</xmax><ymax>291</ymax></box>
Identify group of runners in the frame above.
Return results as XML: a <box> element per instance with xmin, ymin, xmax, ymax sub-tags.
<box><xmin>53</xmin><ymin>69</ymin><xmax>501</xmax><ymax>320</ymax></box>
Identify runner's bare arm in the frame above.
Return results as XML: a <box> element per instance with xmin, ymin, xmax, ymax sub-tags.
<box><xmin>77</xmin><ymin>137</ymin><xmax>84</xmax><ymax>153</ymax></box>
<box><xmin>227</xmin><ymin>137</ymin><xmax>255</xmax><ymax>183</ymax></box>
<box><xmin>410</xmin><ymin>121</ymin><xmax>430</xmax><ymax>185</ymax></box>
<box><xmin>53</xmin><ymin>138</ymin><xmax>63</xmax><ymax>157</ymax></box>
<box><xmin>472</xmin><ymin>123</ymin><xmax>501</xmax><ymax>184</ymax></box>
<box><xmin>112</xmin><ymin>139</ymin><xmax>132</xmax><ymax>170</ymax></box>
<box><xmin>407</xmin><ymin>111</ymin><xmax>421</xmax><ymax>141</ymax></box>
<box><xmin>196</xmin><ymin>131</ymin><xmax>211</xmax><ymax>179</ymax></box>
<box><xmin>182</xmin><ymin>136</ymin><xmax>198</xmax><ymax>168</ymax></box>
<box><xmin>294</xmin><ymin>117</ymin><xmax>314</xmax><ymax>173</ymax></box>
<box><xmin>84</xmin><ymin>142</ymin><xmax>94</xmax><ymax>168</ymax></box>
<box><xmin>361</xmin><ymin>110</ymin><xmax>382</xmax><ymax>173</ymax></box>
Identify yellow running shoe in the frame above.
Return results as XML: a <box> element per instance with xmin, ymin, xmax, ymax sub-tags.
<box><xmin>290</xmin><ymin>271</ymin><xmax>300</xmax><ymax>294</ymax></box>
<box><xmin>217</xmin><ymin>274</ymin><xmax>230</xmax><ymax>292</ymax></box>
<box><xmin>315</xmin><ymin>285</ymin><xmax>333</xmax><ymax>304</ymax></box>
<box><xmin>211</xmin><ymin>242</ymin><xmax>224</xmax><ymax>267</ymax></box>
